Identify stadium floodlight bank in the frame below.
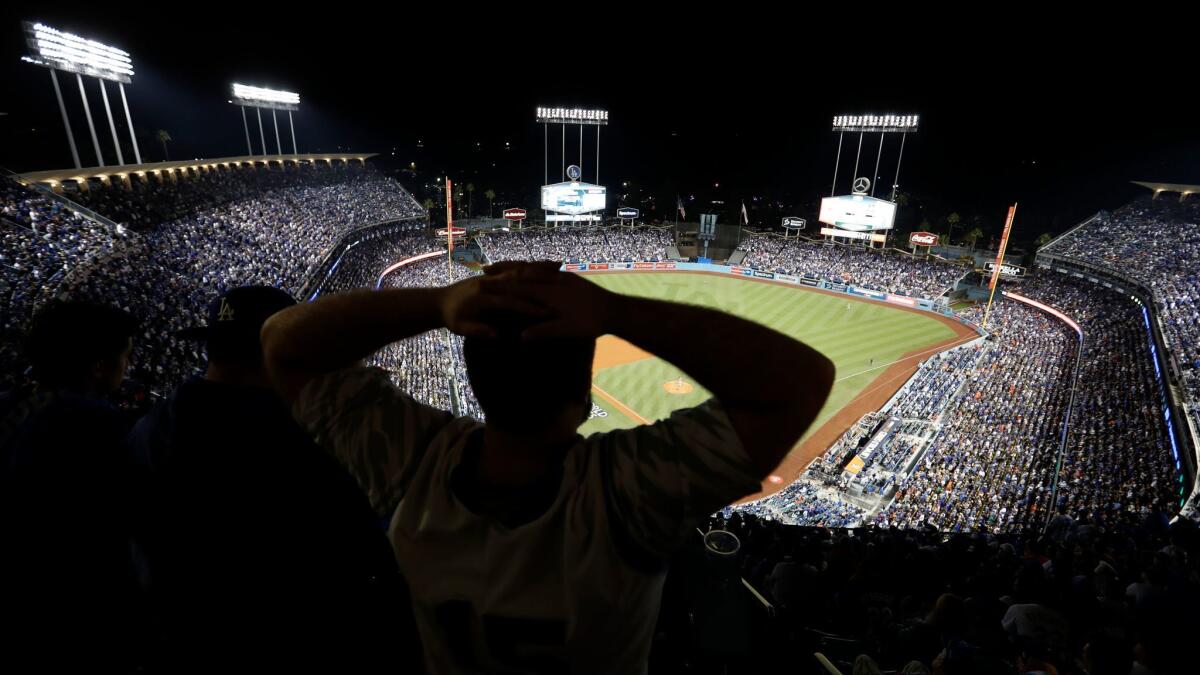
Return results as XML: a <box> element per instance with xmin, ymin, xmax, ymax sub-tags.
<box><xmin>536</xmin><ymin>107</ymin><xmax>609</xmax><ymax>126</ymax></box>
<box><xmin>231</xmin><ymin>84</ymin><xmax>300</xmax><ymax>156</ymax></box>
<box><xmin>832</xmin><ymin>114</ymin><xmax>920</xmax><ymax>133</ymax></box>
<box><xmin>232</xmin><ymin>83</ymin><xmax>299</xmax><ymax>111</ymax></box>
<box><xmin>20</xmin><ymin>21</ymin><xmax>142</xmax><ymax>168</ymax></box>
<box><xmin>22</xmin><ymin>22</ymin><xmax>133</xmax><ymax>82</ymax></box>
<box><xmin>830</xmin><ymin>112</ymin><xmax>920</xmax><ymax>203</ymax></box>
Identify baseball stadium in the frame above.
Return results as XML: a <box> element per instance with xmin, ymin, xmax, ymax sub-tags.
<box><xmin>4</xmin><ymin>15</ymin><xmax>1200</xmax><ymax>674</ymax></box>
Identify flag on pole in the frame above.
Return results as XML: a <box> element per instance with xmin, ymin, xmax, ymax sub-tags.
<box><xmin>741</xmin><ymin>201</ymin><xmax>750</xmax><ymax>225</ymax></box>
<box><xmin>676</xmin><ymin>195</ymin><xmax>686</xmax><ymax>219</ymax></box>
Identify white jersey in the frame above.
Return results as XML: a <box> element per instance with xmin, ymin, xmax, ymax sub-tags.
<box><xmin>295</xmin><ymin>366</ymin><xmax>761</xmax><ymax>674</ymax></box>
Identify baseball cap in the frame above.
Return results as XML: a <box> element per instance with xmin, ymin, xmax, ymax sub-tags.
<box><xmin>178</xmin><ymin>286</ymin><xmax>296</xmax><ymax>359</ymax></box>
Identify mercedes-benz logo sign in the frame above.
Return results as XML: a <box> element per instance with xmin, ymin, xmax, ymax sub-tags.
<box><xmin>852</xmin><ymin>177</ymin><xmax>871</xmax><ymax>194</ymax></box>
<box><xmin>567</xmin><ymin>164</ymin><xmax>582</xmax><ymax>181</ymax></box>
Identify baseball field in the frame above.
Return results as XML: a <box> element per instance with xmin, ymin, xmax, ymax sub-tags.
<box><xmin>577</xmin><ymin>271</ymin><xmax>977</xmax><ymax>494</ymax></box>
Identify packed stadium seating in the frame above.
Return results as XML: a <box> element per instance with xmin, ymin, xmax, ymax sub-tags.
<box><xmin>1</xmin><ymin>165</ymin><xmax>425</xmax><ymax>394</ymax></box>
<box><xmin>2</xmin><ymin>179</ymin><xmax>129</xmax><ymax>388</ymax></box>
<box><xmin>1040</xmin><ymin>196</ymin><xmax>1200</xmax><ymax>470</ymax></box>
<box><xmin>1015</xmin><ymin>274</ymin><xmax>1182</xmax><ymax>522</ymax></box>
<box><xmin>659</xmin><ymin>507</ymin><xmax>1194</xmax><ymax>674</ymax></box>
<box><xmin>737</xmin><ymin>269</ymin><xmax>1185</xmax><ymax>534</ymax></box>
<box><xmin>738</xmin><ymin>234</ymin><xmax>966</xmax><ymax>299</ymax></box>
<box><xmin>477</xmin><ymin>224</ymin><xmax>673</xmax><ymax>263</ymax></box>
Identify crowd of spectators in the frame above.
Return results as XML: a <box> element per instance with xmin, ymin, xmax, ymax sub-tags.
<box><xmin>305</xmin><ymin>223</ymin><xmax>433</xmax><ymax>297</ymax></box>
<box><xmin>878</xmin><ymin>299</ymin><xmax>1078</xmax><ymax>532</ymax></box>
<box><xmin>727</xmin><ymin>481</ymin><xmax>866</xmax><ymax>528</ymax></box>
<box><xmin>729</xmin><ymin>297</ymin><xmax>1078</xmax><ymax>534</ymax></box>
<box><xmin>738</xmin><ymin>234</ymin><xmax>965</xmax><ymax>299</ymax></box>
<box><xmin>366</xmin><ymin>257</ymin><xmax>480</xmax><ymax>416</ymax></box>
<box><xmin>734</xmin><ymin>267</ymin><xmax>1185</xmax><ymax>536</ymax></box>
<box><xmin>2</xmin><ymin>179</ymin><xmax>129</xmax><ymax>388</ymax></box>
<box><xmin>1014</xmin><ymin>274</ymin><xmax>1181</xmax><ymax>522</ymax></box>
<box><xmin>668</xmin><ymin>508</ymin><xmax>1194</xmax><ymax>674</ymax></box>
<box><xmin>477</xmin><ymin>224</ymin><xmax>672</xmax><ymax>263</ymax></box>
<box><xmin>1</xmin><ymin>165</ymin><xmax>425</xmax><ymax>396</ymax></box>
<box><xmin>1041</xmin><ymin>196</ymin><xmax>1200</xmax><ymax>435</ymax></box>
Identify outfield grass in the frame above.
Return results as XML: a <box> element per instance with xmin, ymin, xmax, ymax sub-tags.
<box><xmin>578</xmin><ymin>272</ymin><xmax>959</xmax><ymax>439</ymax></box>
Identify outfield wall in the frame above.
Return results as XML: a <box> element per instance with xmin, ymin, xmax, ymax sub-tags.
<box><xmin>562</xmin><ymin>261</ymin><xmax>983</xmax><ymax>334</ymax></box>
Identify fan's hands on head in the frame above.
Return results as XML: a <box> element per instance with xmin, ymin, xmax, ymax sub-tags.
<box><xmin>438</xmin><ymin>272</ymin><xmax>548</xmax><ymax>338</ymax></box>
<box><xmin>481</xmin><ymin>262</ymin><xmax>618</xmax><ymax>341</ymax></box>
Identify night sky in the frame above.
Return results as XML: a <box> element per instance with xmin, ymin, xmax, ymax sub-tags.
<box><xmin>2</xmin><ymin>8</ymin><xmax>1196</xmax><ymax>246</ymax></box>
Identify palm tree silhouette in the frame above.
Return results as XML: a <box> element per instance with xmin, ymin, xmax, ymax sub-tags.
<box><xmin>945</xmin><ymin>212</ymin><xmax>961</xmax><ymax>246</ymax></box>
<box><xmin>484</xmin><ymin>189</ymin><xmax>496</xmax><ymax>218</ymax></box>
<box><xmin>964</xmin><ymin>227</ymin><xmax>984</xmax><ymax>249</ymax></box>
<box><xmin>156</xmin><ymin>129</ymin><xmax>172</xmax><ymax>161</ymax></box>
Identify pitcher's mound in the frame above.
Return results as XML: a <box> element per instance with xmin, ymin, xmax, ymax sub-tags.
<box><xmin>663</xmin><ymin>379</ymin><xmax>694</xmax><ymax>395</ymax></box>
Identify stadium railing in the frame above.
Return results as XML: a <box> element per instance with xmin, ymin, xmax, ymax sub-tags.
<box><xmin>298</xmin><ymin>216</ymin><xmax>428</xmax><ymax>301</ymax></box>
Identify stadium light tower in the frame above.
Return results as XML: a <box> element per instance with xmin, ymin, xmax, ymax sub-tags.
<box><xmin>231</xmin><ymin>83</ymin><xmax>300</xmax><ymax>156</ymax></box>
<box><xmin>21</xmin><ymin>21</ymin><xmax>141</xmax><ymax>168</ymax></box>
<box><xmin>830</xmin><ymin>114</ymin><xmax>919</xmax><ymax>201</ymax></box>
<box><xmin>537</xmin><ymin>107</ymin><xmax>608</xmax><ymax>185</ymax></box>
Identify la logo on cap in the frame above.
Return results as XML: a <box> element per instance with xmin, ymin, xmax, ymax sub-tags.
<box><xmin>217</xmin><ymin>298</ymin><xmax>236</xmax><ymax>322</ymax></box>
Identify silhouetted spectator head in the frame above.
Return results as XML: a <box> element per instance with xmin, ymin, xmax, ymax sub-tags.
<box><xmin>463</xmin><ymin>313</ymin><xmax>594</xmax><ymax>435</ymax></box>
<box><xmin>1082</xmin><ymin>629</ymin><xmax>1133</xmax><ymax>675</ymax></box>
<box><xmin>24</xmin><ymin>300</ymin><xmax>137</xmax><ymax>394</ymax></box>
<box><xmin>180</xmin><ymin>286</ymin><xmax>296</xmax><ymax>366</ymax></box>
<box><xmin>927</xmin><ymin>593</ymin><xmax>966</xmax><ymax>631</ymax></box>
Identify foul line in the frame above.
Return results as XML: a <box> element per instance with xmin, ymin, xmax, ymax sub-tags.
<box><xmin>835</xmin><ymin>334</ymin><xmax>979</xmax><ymax>383</ymax></box>
<box><xmin>832</xmin><ymin>334</ymin><xmax>981</xmax><ymax>412</ymax></box>
<box><xmin>591</xmin><ymin>383</ymin><xmax>652</xmax><ymax>425</ymax></box>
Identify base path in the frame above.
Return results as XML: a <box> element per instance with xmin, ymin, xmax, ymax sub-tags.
<box><xmin>593</xmin><ymin>334</ymin><xmax>652</xmax><ymax>370</ymax></box>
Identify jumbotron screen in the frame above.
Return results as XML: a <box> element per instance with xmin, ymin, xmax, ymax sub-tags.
<box><xmin>541</xmin><ymin>182</ymin><xmax>606</xmax><ymax>215</ymax></box>
<box><xmin>818</xmin><ymin>195</ymin><xmax>897</xmax><ymax>231</ymax></box>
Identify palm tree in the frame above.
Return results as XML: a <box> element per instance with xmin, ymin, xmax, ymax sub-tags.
<box><xmin>484</xmin><ymin>189</ymin><xmax>496</xmax><ymax>218</ymax></box>
<box><xmin>945</xmin><ymin>212</ymin><xmax>961</xmax><ymax>245</ymax></box>
<box><xmin>422</xmin><ymin>198</ymin><xmax>434</xmax><ymax>211</ymax></box>
<box><xmin>964</xmin><ymin>227</ymin><xmax>984</xmax><ymax>249</ymax></box>
<box><xmin>1035</xmin><ymin>232</ymin><xmax>1053</xmax><ymax>249</ymax></box>
<box><xmin>465</xmin><ymin>183</ymin><xmax>475</xmax><ymax>218</ymax></box>
<box><xmin>156</xmin><ymin>130</ymin><xmax>172</xmax><ymax>161</ymax></box>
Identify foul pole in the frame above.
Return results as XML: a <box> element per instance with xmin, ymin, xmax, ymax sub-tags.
<box><xmin>982</xmin><ymin>203</ymin><xmax>1018</xmax><ymax>329</ymax></box>
<box><xmin>445</xmin><ymin>178</ymin><xmax>455</xmax><ymax>285</ymax></box>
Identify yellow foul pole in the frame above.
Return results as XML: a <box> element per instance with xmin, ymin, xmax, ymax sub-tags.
<box><xmin>445</xmin><ymin>178</ymin><xmax>454</xmax><ymax>285</ymax></box>
<box><xmin>982</xmin><ymin>203</ymin><xmax>1018</xmax><ymax>329</ymax></box>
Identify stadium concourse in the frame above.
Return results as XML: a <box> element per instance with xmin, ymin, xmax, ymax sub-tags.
<box><xmin>4</xmin><ymin>162</ymin><xmax>1200</xmax><ymax>672</ymax></box>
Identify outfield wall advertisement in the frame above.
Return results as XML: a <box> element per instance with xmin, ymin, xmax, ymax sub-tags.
<box><xmin>563</xmin><ymin>261</ymin><xmax>962</xmax><ymax>321</ymax></box>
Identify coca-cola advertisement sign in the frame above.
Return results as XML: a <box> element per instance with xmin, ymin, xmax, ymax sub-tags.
<box><xmin>909</xmin><ymin>232</ymin><xmax>939</xmax><ymax>247</ymax></box>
